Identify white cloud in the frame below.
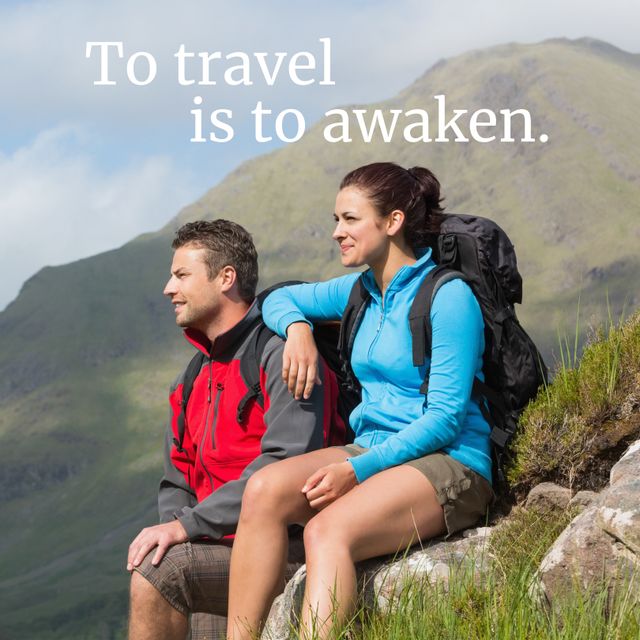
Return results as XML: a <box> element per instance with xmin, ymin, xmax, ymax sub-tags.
<box><xmin>0</xmin><ymin>124</ymin><xmax>198</xmax><ymax>310</ymax></box>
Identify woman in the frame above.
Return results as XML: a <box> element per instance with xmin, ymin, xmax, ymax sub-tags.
<box><xmin>227</xmin><ymin>162</ymin><xmax>494</xmax><ymax>640</ymax></box>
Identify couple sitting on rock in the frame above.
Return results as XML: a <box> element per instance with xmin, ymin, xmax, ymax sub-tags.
<box><xmin>126</xmin><ymin>161</ymin><xmax>495</xmax><ymax>640</ymax></box>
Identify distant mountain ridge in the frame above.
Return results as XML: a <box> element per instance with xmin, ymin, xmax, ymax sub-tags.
<box><xmin>1</xmin><ymin>37</ymin><xmax>639</xmax><ymax>638</ymax></box>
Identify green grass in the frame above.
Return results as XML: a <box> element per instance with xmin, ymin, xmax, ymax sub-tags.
<box><xmin>508</xmin><ymin>309</ymin><xmax>640</xmax><ymax>495</ymax></box>
<box><xmin>287</xmin><ymin>507</ymin><xmax>639</xmax><ymax>640</ymax></box>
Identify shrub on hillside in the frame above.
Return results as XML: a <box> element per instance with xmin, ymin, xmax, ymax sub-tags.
<box><xmin>508</xmin><ymin>310</ymin><xmax>640</xmax><ymax>496</ymax></box>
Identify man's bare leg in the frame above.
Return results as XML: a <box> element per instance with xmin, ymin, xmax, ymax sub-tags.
<box><xmin>129</xmin><ymin>570</ymin><xmax>188</xmax><ymax>640</ymax></box>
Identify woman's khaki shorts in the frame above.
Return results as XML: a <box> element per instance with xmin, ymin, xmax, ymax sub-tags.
<box><xmin>342</xmin><ymin>445</ymin><xmax>494</xmax><ymax>537</ymax></box>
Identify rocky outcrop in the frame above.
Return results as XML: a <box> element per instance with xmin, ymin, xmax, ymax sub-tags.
<box><xmin>261</xmin><ymin>527</ymin><xmax>493</xmax><ymax>640</ymax></box>
<box><xmin>261</xmin><ymin>440</ymin><xmax>640</xmax><ymax>637</ymax></box>
<box><xmin>598</xmin><ymin>482</ymin><xmax>640</xmax><ymax>555</ymax></box>
<box><xmin>536</xmin><ymin>439</ymin><xmax>640</xmax><ymax>607</ymax></box>
<box><xmin>525</xmin><ymin>482</ymin><xmax>571</xmax><ymax>512</ymax></box>
<box><xmin>567</xmin><ymin>490</ymin><xmax>599</xmax><ymax>512</ymax></box>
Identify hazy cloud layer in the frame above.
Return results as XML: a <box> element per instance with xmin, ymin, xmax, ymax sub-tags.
<box><xmin>0</xmin><ymin>125</ymin><xmax>197</xmax><ymax>309</ymax></box>
<box><xmin>0</xmin><ymin>0</ymin><xmax>638</xmax><ymax>308</ymax></box>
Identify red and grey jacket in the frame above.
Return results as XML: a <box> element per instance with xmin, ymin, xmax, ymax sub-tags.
<box><xmin>158</xmin><ymin>301</ymin><xmax>341</xmax><ymax>540</ymax></box>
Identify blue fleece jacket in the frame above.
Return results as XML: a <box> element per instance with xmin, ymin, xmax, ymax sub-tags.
<box><xmin>262</xmin><ymin>248</ymin><xmax>492</xmax><ymax>484</ymax></box>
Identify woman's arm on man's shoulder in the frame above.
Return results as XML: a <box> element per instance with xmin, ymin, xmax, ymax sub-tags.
<box><xmin>262</xmin><ymin>273</ymin><xmax>361</xmax><ymax>337</ymax></box>
<box><xmin>262</xmin><ymin>272</ymin><xmax>360</xmax><ymax>400</ymax></box>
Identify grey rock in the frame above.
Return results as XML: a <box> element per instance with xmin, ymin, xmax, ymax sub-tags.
<box><xmin>568</xmin><ymin>490</ymin><xmax>599</xmax><ymax>512</ymax></box>
<box><xmin>609</xmin><ymin>438</ymin><xmax>640</xmax><ymax>486</ymax></box>
<box><xmin>525</xmin><ymin>482</ymin><xmax>572</xmax><ymax>512</ymax></box>
<box><xmin>535</xmin><ymin>436</ymin><xmax>640</xmax><ymax>612</ymax></box>
<box><xmin>361</xmin><ymin>526</ymin><xmax>493</xmax><ymax>613</ymax></box>
<box><xmin>262</xmin><ymin>565</ymin><xmax>307</xmax><ymax>640</ymax></box>
<box><xmin>261</xmin><ymin>527</ymin><xmax>493</xmax><ymax>640</ymax></box>
<box><xmin>536</xmin><ymin>507</ymin><xmax>640</xmax><ymax>608</ymax></box>
<box><xmin>597</xmin><ymin>479</ymin><xmax>640</xmax><ymax>555</ymax></box>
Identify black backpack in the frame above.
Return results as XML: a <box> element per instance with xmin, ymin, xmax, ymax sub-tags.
<box><xmin>173</xmin><ymin>283</ymin><xmax>357</xmax><ymax>455</ymax></box>
<box><xmin>337</xmin><ymin>213</ymin><xmax>548</xmax><ymax>485</ymax></box>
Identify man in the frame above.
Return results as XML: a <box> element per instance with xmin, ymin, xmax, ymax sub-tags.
<box><xmin>127</xmin><ymin>220</ymin><xmax>341</xmax><ymax>640</ymax></box>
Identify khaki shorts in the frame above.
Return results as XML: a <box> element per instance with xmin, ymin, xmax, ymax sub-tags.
<box><xmin>342</xmin><ymin>445</ymin><xmax>494</xmax><ymax>537</ymax></box>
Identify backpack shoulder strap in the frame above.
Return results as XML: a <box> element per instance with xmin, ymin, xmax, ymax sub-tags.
<box><xmin>408</xmin><ymin>265</ymin><xmax>468</xmax><ymax>368</ymax></box>
<box><xmin>337</xmin><ymin>275</ymin><xmax>370</xmax><ymax>393</ymax></box>
<box><xmin>338</xmin><ymin>275</ymin><xmax>370</xmax><ymax>361</ymax></box>
<box><xmin>175</xmin><ymin>351</ymin><xmax>207</xmax><ymax>452</ymax></box>
<box><xmin>236</xmin><ymin>280</ymin><xmax>304</xmax><ymax>425</ymax></box>
<box><xmin>237</xmin><ymin>322</ymin><xmax>276</xmax><ymax>424</ymax></box>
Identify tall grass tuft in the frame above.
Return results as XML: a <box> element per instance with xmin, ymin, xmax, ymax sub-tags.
<box><xmin>508</xmin><ymin>309</ymin><xmax>640</xmax><ymax>494</ymax></box>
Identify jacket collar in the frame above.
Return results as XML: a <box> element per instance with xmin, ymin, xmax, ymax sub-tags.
<box><xmin>183</xmin><ymin>300</ymin><xmax>261</xmax><ymax>359</ymax></box>
<box><xmin>361</xmin><ymin>247</ymin><xmax>434</xmax><ymax>299</ymax></box>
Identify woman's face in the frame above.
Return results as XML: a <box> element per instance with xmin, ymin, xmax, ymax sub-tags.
<box><xmin>332</xmin><ymin>187</ymin><xmax>391</xmax><ymax>269</ymax></box>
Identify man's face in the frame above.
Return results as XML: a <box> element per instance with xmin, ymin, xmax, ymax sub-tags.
<box><xmin>163</xmin><ymin>245</ymin><xmax>223</xmax><ymax>333</ymax></box>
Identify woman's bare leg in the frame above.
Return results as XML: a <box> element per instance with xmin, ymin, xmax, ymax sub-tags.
<box><xmin>300</xmin><ymin>465</ymin><xmax>446</xmax><ymax>640</ymax></box>
<box><xmin>226</xmin><ymin>447</ymin><xmax>349</xmax><ymax>640</ymax></box>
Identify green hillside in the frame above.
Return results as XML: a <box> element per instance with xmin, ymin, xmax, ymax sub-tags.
<box><xmin>0</xmin><ymin>37</ymin><xmax>639</xmax><ymax>638</ymax></box>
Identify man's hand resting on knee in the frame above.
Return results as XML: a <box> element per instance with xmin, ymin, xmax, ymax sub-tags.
<box><xmin>127</xmin><ymin>520</ymin><xmax>188</xmax><ymax>571</ymax></box>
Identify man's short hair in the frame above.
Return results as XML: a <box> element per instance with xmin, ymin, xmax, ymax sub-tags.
<box><xmin>172</xmin><ymin>220</ymin><xmax>259</xmax><ymax>303</ymax></box>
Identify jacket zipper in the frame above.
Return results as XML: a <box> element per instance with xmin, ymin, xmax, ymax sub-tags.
<box><xmin>377</xmin><ymin>297</ymin><xmax>385</xmax><ymax>332</ymax></box>
<box><xmin>368</xmin><ymin>297</ymin><xmax>386</xmax><ymax>361</ymax></box>
<box><xmin>211</xmin><ymin>382</ymin><xmax>224</xmax><ymax>447</ymax></box>
<box><xmin>198</xmin><ymin>359</ymin><xmax>214</xmax><ymax>491</ymax></box>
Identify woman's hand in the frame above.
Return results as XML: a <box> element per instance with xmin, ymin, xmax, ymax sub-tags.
<box><xmin>283</xmin><ymin>322</ymin><xmax>321</xmax><ymax>399</ymax></box>
<box><xmin>301</xmin><ymin>461</ymin><xmax>357</xmax><ymax>510</ymax></box>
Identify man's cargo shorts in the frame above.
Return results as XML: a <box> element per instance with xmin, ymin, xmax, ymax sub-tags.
<box><xmin>134</xmin><ymin>532</ymin><xmax>305</xmax><ymax>639</ymax></box>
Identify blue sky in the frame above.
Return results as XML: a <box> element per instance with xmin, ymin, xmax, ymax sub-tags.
<box><xmin>0</xmin><ymin>0</ymin><xmax>638</xmax><ymax>310</ymax></box>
